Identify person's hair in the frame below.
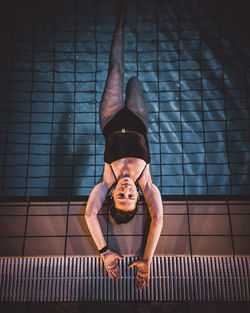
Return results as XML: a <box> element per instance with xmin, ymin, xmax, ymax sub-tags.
<box><xmin>108</xmin><ymin>195</ymin><xmax>138</xmax><ymax>224</ymax></box>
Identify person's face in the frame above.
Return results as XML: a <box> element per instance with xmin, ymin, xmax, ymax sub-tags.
<box><xmin>112</xmin><ymin>176</ymin><xmax>139</xmax><ymax>211</ymax></box>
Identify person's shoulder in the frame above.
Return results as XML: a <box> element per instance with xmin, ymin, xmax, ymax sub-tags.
<box><xmin>102</xmin><ymin>162</ymin><xmax>116</xmax><ymax>188</ymax></box>
<box><xmin>137</xmin><ymin>164</ymin><xmax>153</xmax><ymax>191</ymax></box>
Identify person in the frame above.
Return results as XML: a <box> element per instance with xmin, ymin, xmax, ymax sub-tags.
<box><xmin>85</xmin><ymin>3</ymin><xmax>163</xmax><ymax>290</ymax></box>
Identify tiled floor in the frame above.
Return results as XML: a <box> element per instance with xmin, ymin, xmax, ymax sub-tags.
<box><xmin>0</xmin><ymin>198</ymin><xmax>250</xmax><ymax>257</ymax></box>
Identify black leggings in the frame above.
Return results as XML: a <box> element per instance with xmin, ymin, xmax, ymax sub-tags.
<box><xmin>102</xmin><ymin>106</ymin><xmax>148</xmax><ymax>140</ymax></box>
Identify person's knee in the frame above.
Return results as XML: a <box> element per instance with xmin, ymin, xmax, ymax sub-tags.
<box><xmin>126</xmin><ymin>77</ymin><xmax>142</xmax><ymax>94</ymax></box>
<box><xmin>128</xmin><ymin>76</ymin><xmax>140</xmax><ymax>85</ymax></box>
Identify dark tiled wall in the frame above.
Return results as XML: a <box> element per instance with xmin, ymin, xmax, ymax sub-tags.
<box><xmin>0</xmin><ymin>0</ymin><xmax>250</xmax><ymax>197</ymax></box>
<box><xmin>1</xmin><ymin>199</ymin><xmax>249</xmax><ymax>257</ymax></box>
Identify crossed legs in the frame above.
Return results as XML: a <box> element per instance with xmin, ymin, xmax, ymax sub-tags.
<box><xmin>99</xmin><ymin>5</ymin><xmax>148</xmax><ymax>131</ymax></box>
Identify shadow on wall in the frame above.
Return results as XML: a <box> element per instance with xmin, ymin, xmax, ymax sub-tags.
<box><xmin>48</xmin><ymin>108</ymin><xmax>83</xmax><ymax>197</ymax></box>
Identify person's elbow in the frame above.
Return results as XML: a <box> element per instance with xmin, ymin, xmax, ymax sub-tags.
<box><xmin>152</xmin><ymin>213</ymin><xmax>163</xmax><ymax>226</ymax></box>
<box><xmin>85</xmin><ymin>209</ymin><xmax>97</xmax><ymax>221</ymax></box>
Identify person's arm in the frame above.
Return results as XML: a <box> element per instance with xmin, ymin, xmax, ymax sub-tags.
<box><xmin>127</xmin><ymin>167</ymin><xmax>163</xmax><ymax>289</ymax></box>
<box><xmin>85</xmin><ymin>182</ymin><xmax>109</xmax><ymax>250</ymax></box>
<box><xmin>85</xmin><ymin>181</ymin><xmax>124</xmax><ymax>279</ymax></box>
<box><xmin>142</xmin><ymin>183</ymin><xmax>163</xmax><ymax>262</ymax></box>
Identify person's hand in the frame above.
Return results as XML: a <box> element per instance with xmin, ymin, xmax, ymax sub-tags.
<box><xmin>127</xmin><ymin>258</ymin><xmax>150</xmax><ymax>290</ymax></box>
<box><xmin>101</xmin><ymin>249</ymin><xmax>124</xmax><ymax>279</ymax></box>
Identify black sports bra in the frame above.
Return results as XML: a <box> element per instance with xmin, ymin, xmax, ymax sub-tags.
<box><xmin>102</xmin><ymin>107</ymin><xmax>151</xmax><ymax>164</ymax></box>
<box><xmin>104</xmin><ymin>130</ymin><xmax>150</xmax><ymax>164</ymax></box>
<box><xmin>109</xmin><ymin>163</ymin><xmax>147</xmax><ymax>185</ymax></box>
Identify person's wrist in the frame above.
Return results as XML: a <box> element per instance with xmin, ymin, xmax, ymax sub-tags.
<box><xmin>98</xmin><ymin>245</ymin><xmax>109</xmax><ymax>254</ymax></box>
<box><xmin>101</xmin><ymin>249</ymin><xmax>110</xmax><ymax>256</ymax></box>
<box><xmin>141</xmin><ymin>257</ymin><xmax>150</xmax><ymax>266</ymax></box>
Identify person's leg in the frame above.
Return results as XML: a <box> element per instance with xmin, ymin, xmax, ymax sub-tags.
<box><xmin>125</xmin><ymin>76</ymin><xmax>149</xmax><ymax>129</ymax></box>
<box><xmin>99</xmin><ymin>5</ymin><xmax>127</xmax><ymax>131</ymax></box>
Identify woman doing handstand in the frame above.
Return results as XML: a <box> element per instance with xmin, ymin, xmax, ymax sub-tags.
<box><xmin>85</xmin><ymin>4</ymin><xmax>163</xmax><ymax>290</ymax></box>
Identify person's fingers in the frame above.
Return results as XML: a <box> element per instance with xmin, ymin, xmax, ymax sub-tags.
<box><xmin>139</xmin><ymin>271</ymin><xmax>147</xmax><ymax>278</ymax></box>
<box><xmin>112</xmin><ymin>264</ymin><xmax>120</xmax><ymax>279</ymax></box>
<box><xmin>136</xmin><ymin>277</ymin><xmax>145</xmax><ymax>290</ymax></box>
<box><xmin>138</xmin><ymin>281</ymin><xmax>144</xmax><ymax>290</ymax></box>
<box><xmin>106</xmin><ymin>263</ymin><xmax>116</xmax><ymax>278</ymax></box>
<box><xmin>107</xmin><ymin>269</ymin><xmax>115</xmax><ymax>279</ymax></box>
<box><xmin>115</xmin><ymin>254</ymin><xmax>124</xmax><ymax>260</ymax></box>
<box><xmin>110</xmin><ymin>270</ymin><xmax>116</xmax><ymax>279</ymax></box>
<box><xmin>107</xmin><ymin>263</ymin><xmax>120</xmax><ymax>279</ymax></box>
<box><xmin>127</xmin><ymin>261</ymin><xmax>136</xmax><ymax>269</ymax></box>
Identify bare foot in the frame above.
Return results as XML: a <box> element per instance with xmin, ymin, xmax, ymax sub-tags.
<box><xmin>119</xmin><ymin>2</ymin><xmax>128</xmax><ymax>20</ymax></box>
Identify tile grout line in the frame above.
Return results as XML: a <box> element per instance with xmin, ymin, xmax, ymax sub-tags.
<box><xmin>198</xmin><ymin>0</ymin><xmax>209</xmax><ymax>195</ymax></box>
<box><xmin>186</xmin><ymin>197</ymin><xmax>193</xmax><ymax>257</ymax></box>
<box><xmin>48</xmin><ymin>1</ymin><xmax>56</xmax><ymax>195</ymax></box>
<box><xmin>24</xmin><ymin>2</ymin><xmax>36</xmax><ymax>198</ymax></box>
<box><xmin>226</xmin><ymin>198</ymin><xmax>235</xmax><ymax>256</ymax></box>
<box><xmin>21</xmin><ymin>197</ymin><xmax>30</xmax><ymax>258</ymax></box>
<box><xmin>64</xmin><ymin>199</ymin><xmax>70</xmax><ymax>257</ymax></box>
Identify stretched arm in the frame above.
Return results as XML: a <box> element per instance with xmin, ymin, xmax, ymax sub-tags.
<box><xmin>85</xmin><ymin>182</ymin><xmax>124</xmax><ymax>279</ymax></box>
<box><xmin>85</xmin><ymin>182</ymin><xmax>108</xmax><ymax>250</ymax></box>
<box><xmin>142</xmin><ymin>183</ymin><xmax>163</xmax><ymax>263</ymax></box>
<box><xmin>128</xmin><ymin>169</ymin><xmax>163</xmax><ymax>290</ymax></box>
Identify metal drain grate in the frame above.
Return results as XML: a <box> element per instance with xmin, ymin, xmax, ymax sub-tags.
<box><xmin>0</xmin><ymin>256</ymin><xmax>249</xmax><ymax>302</ymax></box>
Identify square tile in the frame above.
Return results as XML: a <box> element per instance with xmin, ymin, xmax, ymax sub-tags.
<box><xmin>189</xmin><ymin>215</ymin><xmax>230</xmax><ymax>235</ymax></box>
<box><xmin>231</xmin><ymin>215</ymin><xmax>250</xmax><ymax>235</ymax></box>
<box><xmin>69</xmin><ymin>202</ymin><xmax>86</xmax><ymax>215</ymax></box>
<box><xmin>191</xmin><ymin>236</ymin><xmax>233</xmax><ymax>256</ymax></box>
<box><xmin>108</xmin><ymin>214</ymin><xmax>147</xmax><ymax>236</ymax></box>
<box><xmin>26</xmin><ymin>216</ymin><xmax>67</xmax><ymax>236</ymax></box>
<box><xmin>162</xmin><ymin>215</ymin><xmax>189</xmax><ymax>235</ymax></box>
<box><xmin>233</xmin><ymin>236</ymin><xmax>250</xmax><ymax>255</ymax></box>
<box><xmin>69</xmin><ymin>201</ymin><xmax>113</xmax><ymax>215</ymax></box>
<box><xmin>228</xmin><ymin>200</ymin><xmax>250</xmax><ymax>204</ymax></box>
<box><xmin>108</xmin><ymin>235</ymin><xmax>145</xmax><ymax>257</ymax></box>
<box><xmin>0</xmin><ymin>205</ymin><xmax>27</xmax><ymax>215</ymax></box>
<box><xmin>164</xmin><ymin>201</ymin><xmax>187</xmax><ymax>205</ymax></box>
<box><xmin>229</xmin><ymin>204</ymin><xmax>250</xmax><ymax>214</ymax></box>
<box><xmin>0</xmin><ymin>201</ymin><xmax>28</xmax><ymax>206</ymax></box>
<box><xmin>188</xmin><ymin>201</ymin><xmax>226</xmax><ymax>204</ymax></box>
<box><xmin>0</xmin><ymin>216</ymin><xmax>26</xmax><ymax>236</ymax></box>
<box><xmin>188</xmin><ymin>204</ymin><xmax>227</xmax><ymax>214</ymax></box>
<box><xmin>0</xmin><ymin>237</ymin><xmax>24</xmax><ymax>256</ymax></box>
<box><xmin>29</xmin><ymin>204</ymin><xmax>68</xmax><ymax>215</ymax></box>
<box><xmin>68</xmin><ymin>214</ymin><xmax>108</xmax><ymax>236</ymax></box>
<box><xmin>24</xmin><ymin>237</ymin><xmax>65</xmax><ymax>256</ymax></box>
<box><xmin>66</xmin><ymin>236</ymin><xmax>107</xmax><ymax>256</ymax></box>
<box><xmin>155</xmin><ymin>236</ymin><xmax>191</xmax><ymax>255</ymax></box>
<box><xmin>163</xmin><ymin>203</ymin><xmax>187</xmax><ymax>214</ymax></box>
<box><xmin>29</xmin><ymin>201</ymin><xmax>68</xmax><ymax>206</ymax></box>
